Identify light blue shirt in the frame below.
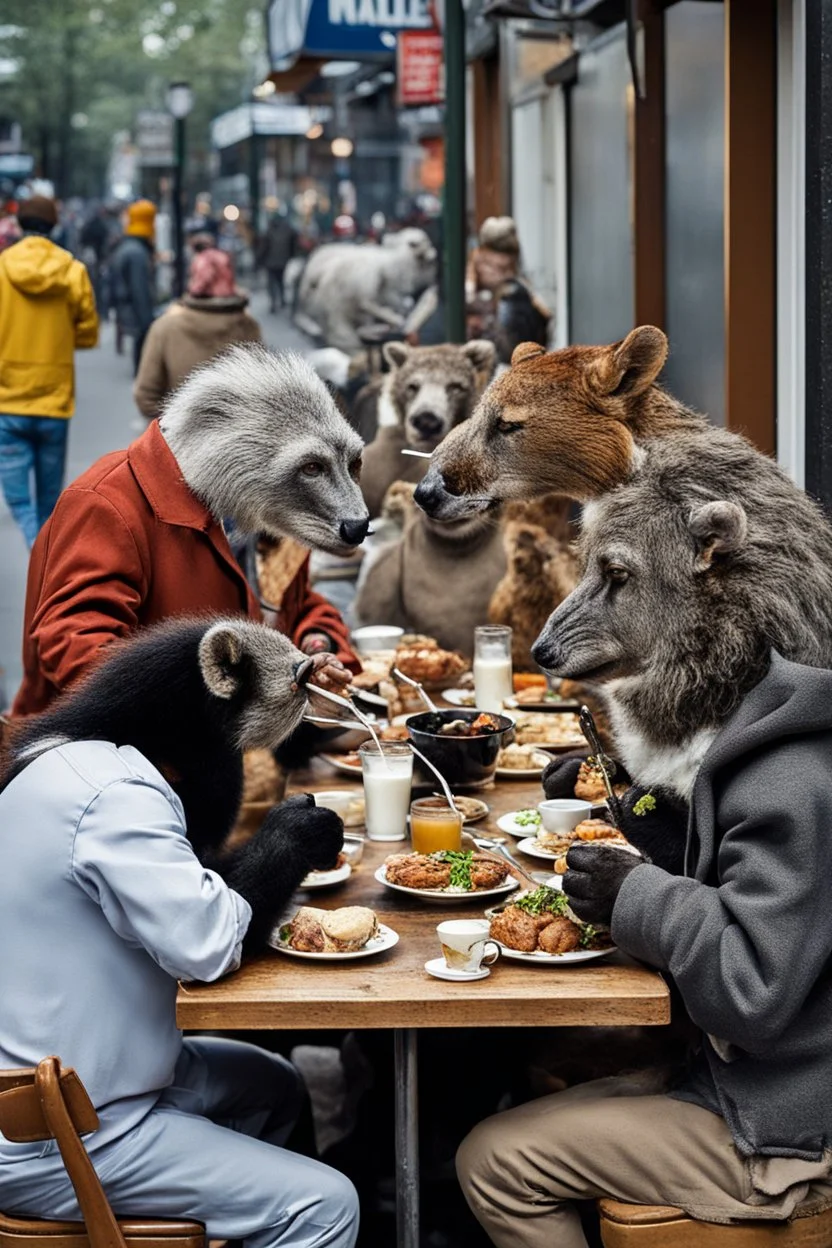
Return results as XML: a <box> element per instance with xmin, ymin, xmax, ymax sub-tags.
<box><xmin>0</xmin><ymin>741</ymin><xmax>251</xmax><ymax>1149</ymax></box>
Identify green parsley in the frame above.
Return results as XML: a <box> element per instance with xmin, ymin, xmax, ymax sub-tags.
<box><xmin>438</xmin><ymin>850</ymin><xmax>474</xmax><ymax>891</ymax></box>
<box><xmin>513</xmin><ymin>886</ymin><xmax>569</xmax><ymax>917</ymax></box>
<box><xmin>515</xmin><ymin>808</ymin><xmax>542</xmax><ymax>828</ymax></box>
<box><xmin>632</xmin><ymin>792</ymin><xmax>657</xmax><ymax>817</ymax></box>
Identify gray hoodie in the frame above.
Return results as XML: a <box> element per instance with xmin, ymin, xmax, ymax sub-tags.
<box><xmin>612</xmin><ymin>652</ymin><xmax>832</xmax><ymax>1160</ymax></box>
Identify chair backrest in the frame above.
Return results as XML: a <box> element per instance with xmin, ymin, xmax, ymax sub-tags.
<box><xmin>0</xmin><ymin>1058</ymin><xmax>127</xmax><ymax>1248</ymax></box>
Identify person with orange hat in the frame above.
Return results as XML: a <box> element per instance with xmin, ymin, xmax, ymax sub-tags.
<box><xmin>110</xmin><ymin>199</ymin><xmax>157</xmax><ymax>373</ymax></box>
<box><xmin>0</xmin><ymin>194</ymin><xmax>98</xmax><ymax>548</ymax></box>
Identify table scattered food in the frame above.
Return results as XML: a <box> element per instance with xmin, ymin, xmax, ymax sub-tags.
<box><xmin>574</xmin><ymin>760</ymin><xmax>628</xmax><ymax>803</ymax></box>
<box><xmin>511</xmin><ymin>712</ymin><xmax>585</xmax><ymax>749</ymax></box>
<box><xmin>496</xmin><ymin>744</ymin><xmax>552</xmax><ymax>776</ymax></box>
<box><xmin>434</xmin><ymin>712</ymin><xmax>503</xmax><ymax>737</ymax></box>
<box><xmin>487</xmin><ymin>886</ymin><xmax>615</xmax><ymax>961</ymax></box>
<box><xmin>518</xmin><ymin>818</ymin><xmax>629</xmax><ymax>872</ymax></box>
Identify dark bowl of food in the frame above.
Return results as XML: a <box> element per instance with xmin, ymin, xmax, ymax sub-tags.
<box><xmin>405</xmin><ymin>709</ymin><xmax>516</xmax><ymax>790</ymax></box>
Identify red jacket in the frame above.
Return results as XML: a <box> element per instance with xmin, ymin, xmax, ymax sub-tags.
<box><xmin>13</xmin><ymin>420</ymin><xmax>358</xmax><ymax>717</ymax></box>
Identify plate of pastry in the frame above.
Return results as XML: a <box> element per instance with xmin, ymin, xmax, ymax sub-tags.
<box><xmin>270</xmin><ymin>906</ymin><xmax>398</xmax><ymax>959</ymax></box>
<box><xmin>495</xmin><ymin>745</ymin><xmax>553</xmax><ymax>779</ymax></box>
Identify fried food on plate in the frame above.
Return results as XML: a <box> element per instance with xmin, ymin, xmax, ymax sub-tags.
<box><xmin>385</xmin><ymin>853</ymin><xmax>452</xmax><ymax>890</ymax></box>
<box><xmin>384</xmin><ymin>850</ymin><xmax>510</xmax><ymax>892</ymax></box>
<box><xmin>538</xmin><ymin>916</ymin><xmax>582</xmax><ymax>955</ymax></box>
<box><xmin>489</xmin><ymin>886</ymin><xmax>612</xmax><ymax>956</ymax></box>
<box><xmin>282</xmin><ymin>905</ymin><xmax>379</xmax><ymax>953</ymax></box>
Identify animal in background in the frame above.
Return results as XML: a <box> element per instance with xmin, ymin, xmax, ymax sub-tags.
<box><xmin>4</xmin><ymin>617</ymin><xmax>345</xmax><ymax>950</ymax></box>
<box><xmin>361</xmin><ymin>339</ymin><xmax>496</xmax><ymax>519</ymax></box>
<box><xmin>488</xmin><ymin>495</ymin><xmax>578</xmax><ymax>671</ymax></box>
<box><xmin>294</xmin><ymin>228</ymin><xmax>437</xmax><ymax>353</ymax></box>
<box><xmin>465</xmin><ymin>216</ymin><xmax>522</xmax><ymax>298</ymax></box>
<box><xmin>354</xmin><ymin>483</ymin><xmax>506</xmax><ymax>658</ymax></box>
<box><xmin>415</xmin><ymin>326</ymin><xmax>699</xmax><ymax>520</ymax></box>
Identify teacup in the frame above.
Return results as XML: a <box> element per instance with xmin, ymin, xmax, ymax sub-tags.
<box><xmin>437</xmin><ymin>919</ymin><xmax>500</xmax><ymax>974</ymax></box>
<box><xmin>538</xmin><ymin>798</ymin><xmax>593</xmax><ymax>836</ymax></box>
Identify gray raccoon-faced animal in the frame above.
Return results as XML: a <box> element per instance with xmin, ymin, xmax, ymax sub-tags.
<box><xmin>355</xmin><ymin>484</ymin><xmax>506</xmax><ymax>658</ymax></box>
<box><xmin>2</xmin><ymin>616</ymin><xmax>346</xmax><ymax>951</ymax></box>
<box><xmin>160</xmin><ymin>343</ymin><xmax>369</xmax><ymax>556</ymax></box>
<box><xmin>361</xmin><ymin>340</ymin><xmax>496</xmax><ymax>519</ymax></box>
<box><xmin>532</xmin><ymin>432</ymin><xmax>832</xmax><ymax>802</ymax></box>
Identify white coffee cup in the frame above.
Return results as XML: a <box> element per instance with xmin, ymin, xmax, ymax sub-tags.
<box><xmin>437</xmin><ymin>919</ymin><xmax>500</xmax><ymax>974</ymax></box>
<box><xmin>538</xmin><ymin>798</ymin><xmax>593</xmax><ymax>835</ymax></box>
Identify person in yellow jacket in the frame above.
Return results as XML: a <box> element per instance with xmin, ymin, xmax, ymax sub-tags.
<box><xmin>0</xmin><ymin>195</ymin><xmax>98</xmax><ymax>548</ymax></box>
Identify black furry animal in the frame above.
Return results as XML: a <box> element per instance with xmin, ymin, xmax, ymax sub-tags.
<box><xmin>2</xmin><ymin>616</ymin><xmax>344</xmax><ymax>952</ymax></box>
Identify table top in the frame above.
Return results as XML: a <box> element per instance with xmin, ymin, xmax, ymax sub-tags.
<box><xmin>176</xmin><ymin>760</ymin><xmax>670</xmax><ymax>1032</ymax></box>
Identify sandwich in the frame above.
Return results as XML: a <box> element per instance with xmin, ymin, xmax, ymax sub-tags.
<box><xmin>283</xmin><ymin>906</ymin><xmax>379</xmax><ymax>953</ymax></box>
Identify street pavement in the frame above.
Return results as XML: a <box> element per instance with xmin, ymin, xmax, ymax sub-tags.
<box><xmin>0</xmin><ymin>292</ymin><xmax>312</xmax><ymax>705</ymax></box>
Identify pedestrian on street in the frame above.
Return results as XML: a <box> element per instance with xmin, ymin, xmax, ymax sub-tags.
<box><xmin>133</xmin><ymin>232</ymin><xmax>262</xmax><ymax>420</ymax></box>
<box><xmin>256</xmin><ymin>212</ymin><xmax>297</xmax><ymax>312</ymax></box>
<box><xmin>0</xmin><ymin>195</ymin><xmax>98</xmax><ymax>548</ymax></box>
<box><xmin>110</xmin><ymin>199</ymin><xmax>156</xmax><ymax>374</ymax></box>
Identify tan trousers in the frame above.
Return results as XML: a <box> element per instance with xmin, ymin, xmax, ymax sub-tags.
<box><xmin>456</xmin><ymin>1075</ymin><xmax>832</xmax><ymax>1248</ymax></box>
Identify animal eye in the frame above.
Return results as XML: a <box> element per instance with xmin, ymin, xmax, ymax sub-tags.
<box><xmin>496</xmin><ymin>418</ymin><xmax>521</xmax><ymax>435</ymax></box>
<box><xmin>301</xmin><ymin>462</ymin><xmax>325</xmax><ymax>478</ymax></box>
<box><xmin>406</xmin><ymin>382</ymin><xmax>419</xmax><ymax>397</ymax></box>
<box><xmin>606</xmin><ymin>565</ymin><xmax>630</xmax><ymax>585</ymax></box>
<box><xmin>349</xmin><ymin>456</ymin><xmax>362</xmax><ymax>481</ymax></box>
<box><xmin>447</xmin><ymin>382</ymin><xmax>465</xmax><ymax>395</ymax></box>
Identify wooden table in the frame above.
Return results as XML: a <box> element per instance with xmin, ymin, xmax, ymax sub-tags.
<box><xmin>177</xmin><ymin>760</ymin><xmax>670</xmax><ymax>1247</ymax></box>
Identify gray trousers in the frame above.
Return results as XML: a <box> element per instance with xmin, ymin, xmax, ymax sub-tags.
<box><xmin>0</xmin><ymin>1038</ymin><xmax>359</xmax><ymax>1248</ymax></box>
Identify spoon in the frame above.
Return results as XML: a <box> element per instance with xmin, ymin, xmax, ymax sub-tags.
<box><xmin>407</xmin><ymin>742</ymin><xmax>459</xmax><ymax>815</ymax></box>
<box><xmin>463</xmin><ymin>833</ymin><xmax>540</xmax><ymax>889</ymax></box>
<box><xmin>392</xmin><ymin>667</ymin><xmax>439</xmax><ymax>713</ymax></box>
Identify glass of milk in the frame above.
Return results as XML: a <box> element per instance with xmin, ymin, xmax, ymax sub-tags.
<box><xmin>473</xmin><ymin>625</ymin><xmax>514</xmax><ymax>712</ymax></box>
<box><xmin>359</xmin><ymin>741</ymin><xmax>414</xmax><ymax>841</ymax></box>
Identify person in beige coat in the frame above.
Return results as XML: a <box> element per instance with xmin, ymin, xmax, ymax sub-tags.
<box><xmin>134</xmin><ymin>239</ymin><xmax>261</xmax><ymax>420</ymax></box>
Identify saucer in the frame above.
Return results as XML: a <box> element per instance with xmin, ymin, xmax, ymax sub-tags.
<box><xmin>424</xmin><ymin>957</ymin><xmax>491</xmax><ymax>982</ymax></box>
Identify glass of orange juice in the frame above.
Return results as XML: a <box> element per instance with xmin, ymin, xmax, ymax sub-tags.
<box><xmin>410</xmin><ymin>797</ymin><xmax>463</xmax><ymax>854</ymax></box>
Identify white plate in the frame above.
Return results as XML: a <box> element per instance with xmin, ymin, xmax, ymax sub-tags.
<box><xmin>497</xmin><ymin>811</ymin><xmax>545</xmax><ymax>837</ymax></box>
<box><xmin>320</xmin><ymin>752</ymin><xmax>362</xmax><ymax>776</ymax></box>
<box><xmin>424</xmin><ymin>956</ymin><xmax>491</xmax><ymax>981</ymax></box>
<box><xmin>443</xmin><ymin>688</ymin><xmax>476</xmax><ymax>708</ymax></box>
<box><xmin>300</xmin><ymin>861</ymin><xmax>352</xmax><ymax>890</ymax></box>
<box><xmin>493</xmin><ymin>942</ymin><xmax>615</xmax><ymax>965</ymax></box>
<box><xmin>374</xmin><ymin>864</ymin><xmax>519</xmax><ymax>903</ymax></box>
<box><xmin>269</xmin><ymin>922</ymin><xmax>399</xmax><ymax>960</ymax></box>
<box><xmin>495</xmin><ymin>750</ymin><xmax>552</xmax><ymax>780</ymax></box>
<box><xmin>515</xmin><ymin>836</ymin><xmax>562</xmax><ymax>861</ymax></box>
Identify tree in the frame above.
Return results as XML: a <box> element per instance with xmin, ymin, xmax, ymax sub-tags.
<box><xmin>0</xmin><ymin>0</ymin><xmax>267</xmax><ymax>198</ymax></box>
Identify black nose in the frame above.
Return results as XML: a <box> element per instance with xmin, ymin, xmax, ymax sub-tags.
<box><xmin>531</xmin><ymin>633</ymin><xmax>561</xmax><ymax>671</ymax></box>
<box><xmin>339</xmin><ymin>516</ymin><xmax>370</xmax><ymax>546</ymax></box>
<box><xmin>410</xmin><ymin>412</ymin><xmax>444</xmax><ymax>438</ymax></box>
<box><xmin>414</xmin><ymin>473</ymin><xmax>445</xmax><ymax>515</ymax></box>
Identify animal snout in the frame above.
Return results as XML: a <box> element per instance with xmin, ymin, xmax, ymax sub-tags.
<box><xmin>414</xmin><ymin>472</ymin><xmax>447</xmax><ymax>515</ymax></box>
<box><xmin>530</xmin><ymin>630</ymin><xmax>563</xmax><ymax>672</ymax></box>
<box><xmin>409</xmin><ymin>411</ymin><xmax>445</xmax><ymax>439</ymax></box>
<box><xmin>339</xmin><ymin>516</ymin><xmax>371</xmax><ymax>546</ymax></box>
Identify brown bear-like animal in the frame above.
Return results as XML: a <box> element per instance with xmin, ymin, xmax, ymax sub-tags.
<box><xmin>414</xmin><ymin>326</ymin><xmax>704</xmax><ymax>521</ymax></box>
<box><xmin>488</xmin><ymin>496</ymin><xmax>578</xmax><ymax>672</ymax></box>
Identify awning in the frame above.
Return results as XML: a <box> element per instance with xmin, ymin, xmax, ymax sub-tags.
<box><xmin>210</xmin><ymin>102</ymin><xmax>332</xmax><ymax>150</ymax></box>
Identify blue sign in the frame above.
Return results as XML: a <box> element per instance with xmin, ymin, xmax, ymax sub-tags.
<box><xmin>268</xmin><ymin>0</ymin><xmax>433</xmax><ymax>64</ymax></box>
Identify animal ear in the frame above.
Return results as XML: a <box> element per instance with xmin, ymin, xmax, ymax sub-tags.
<box><xmin>383</xmin><ymin>342</ymin><xmax>411</xmax><ymax>370</ymax></box>
<box><xmin>463</xmin><ymin>339</ymin><xmax>497</xmax><ymax>373</ymax></box>
<box><xmin>511</xmin><ymin>342</ymin><xmax>547</xmax><ymax>368</ymax></box>
<box><xmin>199</xmin><ymin>623</ymin><xmax>248</xmax><ymax>699</ymax></box>
<box><xmin>688</xmin><ymin>501</ymin><xmax>748</xmax><ymax>573</ymax></box>
<box><xmin>590</xmin><ymin>326</ymin><xmax>668</xmax><ymax>399</ymax></box>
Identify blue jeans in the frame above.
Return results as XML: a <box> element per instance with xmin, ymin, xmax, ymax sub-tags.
<box><xmin>0</xmin><ymin>414</ymin><xmax>69</xmax><ymax>548</ymax></box>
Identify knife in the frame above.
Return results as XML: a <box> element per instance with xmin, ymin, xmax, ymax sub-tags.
<box><xmin>578</xmin><ymin>704</ymin><xmax>624</xmax><ymax>828</ymax></box>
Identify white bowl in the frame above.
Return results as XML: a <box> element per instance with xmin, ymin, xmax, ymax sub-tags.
<box><xmin>313</xmin><ymin>790</ymin><xmax>355</xmax><ymax>817</ymax></box>
<box><xmin>351</xmin><ymin>625</ymin><xmax>405</xmax><ymax>655</ymax></box>
<box><xmin>537</xmin><ymin>798</ymin><xmax>593</xmax><ymax>835</ymax></box>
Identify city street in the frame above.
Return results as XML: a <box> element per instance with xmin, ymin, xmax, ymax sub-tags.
<box><xmin>0</xmin><ymin>293</ymin><xmax>309</xmax><ymax>705</ymax></box>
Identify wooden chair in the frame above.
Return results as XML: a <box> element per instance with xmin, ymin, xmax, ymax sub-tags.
<box><xmin>599</xmin><ymin>1198</ymin><xmax>832</xmax><ymax>1246</ymax></box>
<box><xmin>0</xmin><ymin>1058</ymin><xmax>205</xmax><ymax>1248</ymax></box>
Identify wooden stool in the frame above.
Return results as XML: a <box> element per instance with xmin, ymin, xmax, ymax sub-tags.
<box><xmin>599</xmin><ymin>1198</ymin><xmax>832</xmax><ymax>1247</ymax></box>
<box><xmin>0</xmin><ymin>1058</ymin><xmax>205</xmax><ymax>1248</ymax></box>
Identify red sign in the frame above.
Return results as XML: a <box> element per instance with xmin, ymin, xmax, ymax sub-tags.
<box><xmin>398</xmin><ymin>31</ymin><xmax>445</xmax><ymax>106</ymax></box>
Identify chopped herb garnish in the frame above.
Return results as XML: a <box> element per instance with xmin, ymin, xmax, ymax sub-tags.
<box><xmin>279</xmin><ymin>925</ymin><xmax>291</xmax><ymax>943</ymax></box>
<box><xmin>513</xmin><ymin>886</ymin><xmax>569</xmax><ymax>916</ymax></box>
<box><xmin>579</xmin><ymin>924</ymin><xmax>599</xmax><ymax>949</ymax></box>
<box><xmin>437</xmin><ymin>850</ymin><xmax>474</xmax><ymax>890</ymax></box>
<box><xmin>515</xmin><ymin>808</ymin><xmax>542</xmax><ymax>828</ymax></box>
<box><xmin>632</xmin><ymin>792</ymin><xmax>657</xmax><ymax>817</ymax></box>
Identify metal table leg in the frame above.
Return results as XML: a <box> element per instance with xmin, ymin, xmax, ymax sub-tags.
<box><xmin>394</xmin><ymin>1027</ymin><xmax>419</xmax><ymax>1248</ymax></box>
